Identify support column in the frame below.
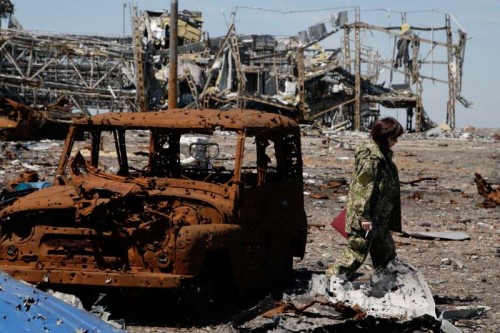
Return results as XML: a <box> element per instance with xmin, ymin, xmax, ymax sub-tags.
<box><xmin>353</xmin><ymin>7</ymin><xmax>361</xmax><ymax>131</ymax></box>
<box><xmin>297</xmin><ymin>48</ymin><xmax>306</xmax><ymax>121</ymax></box>
<box><xmin>168</xmin><ymin>0</ymin><xmax>178</xmax><ymax>110</ymax></box>
<box><xmin>415</xmin><ymin>80</ymin><xmax>423</xmax><ymax>132</ymax></box>
<box><xmin>446</xmin><ymin>14</ymin><xmax>456</xmax><ymax>129</ymax></box>
<box><xmin>406</xmin><ymin>107</ymin><xmax>413</xmax><ymax>131</ymax></box>
<box><xmin>343</xmin><ymin>27</ymin><xmax>351</xmax><ymax>72</ymax></box>
<box><xmin>132</xmin><ymin>11</ymin><xmax>147</xmax><ymax>111</ymax></box>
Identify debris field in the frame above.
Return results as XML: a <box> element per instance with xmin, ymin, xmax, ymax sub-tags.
<box><xmin>1</xmin><ymin>125</ymin><xmax>497</xmax><ymax>332</ymax></box>
<box><xmin>0</xmin><ymin>1</ymin><xmax>496</xmax><ymax>332</ymax></box>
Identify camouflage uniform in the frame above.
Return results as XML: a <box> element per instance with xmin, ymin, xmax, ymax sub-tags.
<box><xmin>327</xmin><ymin>140</ymin><xmax>401</xmax><ymax>278</ymax></box>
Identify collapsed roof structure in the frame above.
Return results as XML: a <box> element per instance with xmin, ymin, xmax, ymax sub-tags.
<box><xmin>0</xmin><ymin>2</ymin><xmax>471</xmax><ymax>137</ymax></box>
<box><xmin>166</xmin><ymin>7</ymin><xmax>471</xmax><ymax>132</ymax></box>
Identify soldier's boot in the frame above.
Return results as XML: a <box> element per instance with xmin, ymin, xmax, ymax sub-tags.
<box><xmin>326</xmin><ymin>264</ymin><xmax>353</xmax><ymax>282</ymax></box>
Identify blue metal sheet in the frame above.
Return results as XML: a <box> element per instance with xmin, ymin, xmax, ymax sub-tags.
<box><xmin>0</xmin><ymin>271</ymin><xmax>125</xmax><ymax>332</ymax></box>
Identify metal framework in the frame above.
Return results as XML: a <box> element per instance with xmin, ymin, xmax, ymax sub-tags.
<box><xmin>0</xmin><ymin>5</ymin><xmax>471</xmax><ymax>132</ymax></box>
<box><xmin>341</xmin><ymin>8</ymin><xmax>471</xmax><ymax>131</ymax></box>
<box><xmin>205</xmin><ymin>6</ymin><xmax>471</xmax><ymax>131</ymax></box>
<box><xmin>0</xmin><ymin>29</ymin><xmax>137</xmax><ymax>113</ymax></box>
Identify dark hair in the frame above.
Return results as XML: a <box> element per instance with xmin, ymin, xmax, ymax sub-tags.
<box><xmin>371</xmin><ymin>117</ymin><xmax>404</xmax><ymax>149</ymax></box>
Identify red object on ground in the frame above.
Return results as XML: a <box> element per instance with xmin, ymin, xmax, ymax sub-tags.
<box><xmin>331</xmin><ymin>208</ymin><xmax>348</xmax><ymax>238</ymax></box>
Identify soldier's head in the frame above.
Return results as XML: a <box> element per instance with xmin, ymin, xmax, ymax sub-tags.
<box><xmin>371</xmin><ymin>117</ymin><xmax>404</xmax><ymax>150</ymax></box>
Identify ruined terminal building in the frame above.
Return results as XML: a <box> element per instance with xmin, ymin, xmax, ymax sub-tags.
<box><xmin>0</xmin><ymin>2</ymin><xmax>471</xmax><ymax>139</ymax></box>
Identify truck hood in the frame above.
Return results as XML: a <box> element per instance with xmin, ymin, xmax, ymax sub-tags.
<box><xmin>0</xmin><ymin>175</ymin><xmax>236</xmax><ymax>221</ymax></box>
<box><xmin>0</xmin><ymin>185</ymin><xmax>79</xmax><ymax>218</ymax></box>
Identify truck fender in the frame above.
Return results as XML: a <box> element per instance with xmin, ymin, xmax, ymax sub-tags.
<box><xmin>174</xmin><ymin>224</ymin><xmax>242</xmax><ymax>276</ymax></box>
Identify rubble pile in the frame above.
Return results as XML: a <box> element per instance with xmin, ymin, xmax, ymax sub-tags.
<box><xmin>229</xmin><ymin>261</ymin><xmax>464</xmax><ymax>333</ymax></box>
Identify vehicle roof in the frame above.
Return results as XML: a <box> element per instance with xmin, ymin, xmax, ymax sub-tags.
<box><xmin>73</xmin><ymin>109</ymin><xmax>299</xmax><ymax>131</ymax></box>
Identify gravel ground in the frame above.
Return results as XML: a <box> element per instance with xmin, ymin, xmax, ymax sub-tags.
<box><xmin>297</xmin><ymin>128</ymin><xmax>499</xmax><ymax>333</ymax></box>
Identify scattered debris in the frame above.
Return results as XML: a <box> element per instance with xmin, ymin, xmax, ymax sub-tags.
<box><xmin>0</xmin><ymin>113</ymin><xmax>497</xmax><ymax>332</ymax></box>
<box><xmin>474</xmin><ymin>173</ymin><xmax>500</xmax><ymax>207</ymax></box>
<box><xmin>407</xmin><ymin>191</ymin><xmax>424</xmax><ymax>200</ymax></box>
<box><xmin>47</xmin><ymin>290</ymin><xmax>125</xmax><ymax>329</ymax></box>
<box><xmin>401</xmin><ymin>231</ymin><xmax>470</xmax><ymax>241</ymax></box>
<box><xmin>309</xmin><ymin>192</ymin><xmax>329</xmax><ymax>199</ymax></box>
<box><xmin>441</xmin><ymin>258</ymin><xmax>465</xmax><ymax>269</ymax></box>
<box><xmin>0</xmin><ymin>3</ymin><xmax>495</xmax><ymax>332</ymax></box>
<box><xmin>0</xmin><ymin>270</ymin><xmax>124</xmax><ymax>332</ymax></box>
<box><xmin>231</xmin><ymin>294</ymin><xmax>276</xmax><ymax>328</ymax></box>
<box><xmin>400</xmin><ymin>177</ymin><xmax>439</xmax><ymax>186</ymax></box>
<box><xmin>231</xmin><ymin>260</ymin><xmax>464</xmax><ymax>332</ymax></box>
<box><xmin>438</xmin><ymin>305</ymin><xmax>489</xmax><ymax>321</ymax></box>
<box><xmin>1</xmin><ymin>4</ymin><xmax>472</xmax><ymax>132</ymax></box>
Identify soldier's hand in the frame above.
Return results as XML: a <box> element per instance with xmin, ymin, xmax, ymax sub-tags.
<box><xmin>361</xmin><ymin>221</ymin><xmax>372</xmax><ymax>231</ymax></box>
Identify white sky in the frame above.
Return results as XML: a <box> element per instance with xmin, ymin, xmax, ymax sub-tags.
<box><xmin>9</xmin><ymin>0</ymin><xmax>500</xmax><ymax>128</ymax></box>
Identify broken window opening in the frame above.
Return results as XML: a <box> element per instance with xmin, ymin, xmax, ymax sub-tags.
<box><xmin>177</xmin><ymin>130</ymin><xmax>236</xmax><ymax>184</ymax></box>
<box><xmin>150</xmin><ymin>131</ymin><xmax>181</xmax><ymax>178</ymax></box>
<box><xmin>241</xmin><ymin>134</ymin><xmax>280</xmax><ymax>187</ymax></box>
<box><xmin>281</xmin><ymin>133</ymin><xmax>302</xmax><ymax>181</ymax></box>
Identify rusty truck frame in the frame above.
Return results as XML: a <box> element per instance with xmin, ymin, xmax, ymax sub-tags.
<box><xmin>0</xmin><ymin>109</ymin><xmax>307</xmax><ymax>295</ymax></box>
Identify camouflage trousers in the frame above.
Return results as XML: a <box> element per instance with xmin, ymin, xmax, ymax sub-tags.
<box><xmin>326</xmin><ymin>224</ymin><xmax>396</xmax><ymax>278</ymax></box>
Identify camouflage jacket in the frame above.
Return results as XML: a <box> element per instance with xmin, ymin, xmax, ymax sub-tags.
<box><xmin>345</xmin><ymin>140</ymin><xmax>402</xmax><ymax>233</ymax></box>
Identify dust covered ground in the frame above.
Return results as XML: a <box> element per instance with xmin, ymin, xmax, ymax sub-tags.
<box><xmin>297</xmin><ymin>127</ymin><xmax>499</xmax><ymax>333</ymax></box>
<box><xmin>0</xmin><ymin>126</ymin><xmax>498</xmax><ymax>332</ymax></box>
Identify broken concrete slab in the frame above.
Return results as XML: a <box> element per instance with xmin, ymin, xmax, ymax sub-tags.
<box><xmin>325</xmin><ymin>260</ymin><xmax>436</xmax><ymax>319</ymax></box>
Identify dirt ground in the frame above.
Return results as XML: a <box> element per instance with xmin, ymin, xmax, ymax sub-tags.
<box><xmin>297</xmin><ymin>127</ymin><xmax>500</xmax><ymax>333</ymax></box>
<box><xmin>0</xmin><ymin>126</ymin><xmax>498</xmax><ymax>332</ymax></box>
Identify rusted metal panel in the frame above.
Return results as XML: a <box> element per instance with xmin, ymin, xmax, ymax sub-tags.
<box><xmin>75</xmin><ymin>109</ymin><xmax>299</xmax><ymax>131</ymax></box>
<box><xmin>0</xmin><ymin>98</ymin><xmax>85</xmax><ymax>140</ymax></box>
<box><xmin>474</xmin><ymin>173</ymin><xmax>500</xmax><ymax>208</ymax></box>
<box><xmin>4</xmin><ymin>269</ymin><xmax>185</xmax><ymax>289</ymax></box>
<box><xmin>0</xmin><ymin>117</ymin><xmax>16</xmax><ymax>129</ymax></box>
<box><xmin>0</xmin><ymin>185</ymin><xmax>78</xmax><ymax>217</ymax></box>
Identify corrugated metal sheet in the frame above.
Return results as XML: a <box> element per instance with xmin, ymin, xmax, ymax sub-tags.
<box><xmin>0</xmin><ymin>271</ymin><xmax>125</xmax><ymax>333</ymax></box>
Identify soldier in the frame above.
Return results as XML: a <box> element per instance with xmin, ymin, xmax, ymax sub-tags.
<box><xmin>326</xmin><ymin>117</ymin><xmax>403</xmax><ymax>280</ymax></box>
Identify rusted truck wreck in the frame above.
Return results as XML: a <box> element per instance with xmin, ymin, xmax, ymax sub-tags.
<box><xmin>0</xmin><ymin>109</ymin><xmax>307</xmax><ymax>294</ymax></box>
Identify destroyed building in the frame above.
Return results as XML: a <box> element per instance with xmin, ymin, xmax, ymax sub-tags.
<box><xmin>0</xmin><ymin>3</ymin><xmax>471</xmax><ymax>139</ymax></box>
<box><xmin>0</xmin><ymin>4</ymin><xmax>495</xmax><ymax>333</ymax></box>
<box><xmin>137</xmin><ymin>7</ymin><xmax>471</xmax><ymax>132</ymax></box>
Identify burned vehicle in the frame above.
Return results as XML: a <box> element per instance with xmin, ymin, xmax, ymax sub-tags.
<box><xmin>0</xmin><ymin>109</ymin><xmax>307</xmax><ymax>295</ymax></box>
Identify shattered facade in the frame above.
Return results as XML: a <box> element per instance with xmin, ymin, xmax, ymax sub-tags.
<box><xmin>0</xmin><ymin>28</ymin><xmax>136</xmax><ymax>139</ymax></box>
<box><xmin>0</xmin><ymin>5</ymin><xmax>471</xmax><ymax>139</ymax></box>
<box><xmin>153</xmin><ymin>8</ymin><xmax>471</xmax><ymax>132</ymax></box>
